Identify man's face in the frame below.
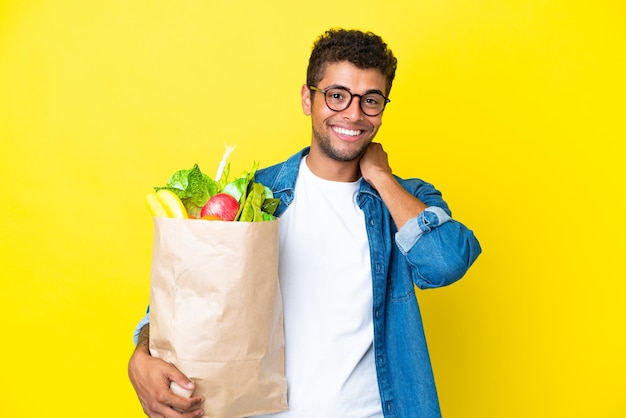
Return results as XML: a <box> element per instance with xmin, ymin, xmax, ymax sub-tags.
<box><xmin>302</xmin><ymin>61</ymin><xmax>387</xmax><ymax>163</ymax></box>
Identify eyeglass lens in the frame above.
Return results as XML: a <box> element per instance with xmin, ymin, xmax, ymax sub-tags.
<box><xmin>323</xmin><ymin>88</ymin><xmax>387</xmax><ymax>116</ymax></box>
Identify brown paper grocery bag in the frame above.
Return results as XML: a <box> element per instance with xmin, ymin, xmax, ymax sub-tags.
<box><xmin>149</xmin><ymin>217</ymin><xmax>288</xmax><ymax>418</ymax></box>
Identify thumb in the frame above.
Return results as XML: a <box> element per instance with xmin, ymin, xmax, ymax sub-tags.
<box><xmin>170</xmin><ymin>380</ymin><xmax>194</xmax><ymax>398</ymax></box>
<box><xmin>167</xmin><ymin>367</ymin><xmax>194</xmax><ymax>398</ymax></box>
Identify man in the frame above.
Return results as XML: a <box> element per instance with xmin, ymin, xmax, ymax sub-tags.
<box><xmin>129</xmin><ymin>28</ymin><xmax>481</xmax><ymax>418</ymax></box>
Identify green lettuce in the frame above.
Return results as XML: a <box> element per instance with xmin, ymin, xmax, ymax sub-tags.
<box><xmin>155</xmin><ymin>164</ymin><xmax>218</xmax><ymax>218</ymax></box>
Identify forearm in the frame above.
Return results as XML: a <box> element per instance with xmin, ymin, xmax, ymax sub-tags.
<box><xmin>135</xmin><ymin>324</ymin><xmax>150</xmax><ymax>351</ymax></box>
<box><xmin>133</xmin><ymin>310</ymin><xmax>151</xmax><ymax>346</ymax></box>
<box><xmin>367</xmin><ymin>170</ymin><xmax>427</xmax><ymax>229</ymax></box>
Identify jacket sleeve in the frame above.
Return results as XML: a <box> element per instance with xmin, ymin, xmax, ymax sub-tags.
<box><xmin>395</xmin><ymin>180</ymin><xmax>482</xmax><ymax>289</ymax></box>
<box><xmin>133</xmin><ymin>308</ymin><xmax>151</xmax><ymax>345</ymax></box>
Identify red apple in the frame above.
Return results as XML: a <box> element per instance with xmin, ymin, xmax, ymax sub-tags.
<box><xmin>200</xmin><ymin>193</ymin><xmax>240</xmax><ymax>221</ymax></box>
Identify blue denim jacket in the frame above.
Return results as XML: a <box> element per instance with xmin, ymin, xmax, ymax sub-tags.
<box><xmin>255</xmin><ymin>147</ymin><xmax>482</xmax><ymax>418</ymax></box>
<box><xmin>134</xmin><ymin>147</ymin><xmax>481</xmax><ymax>417</ymax></box>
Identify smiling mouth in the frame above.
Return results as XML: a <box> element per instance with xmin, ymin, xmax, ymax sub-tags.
<box><xmin>332</xmin><ymin>126</ymin><xmax>364</xmax><ymax>137</ymax></box>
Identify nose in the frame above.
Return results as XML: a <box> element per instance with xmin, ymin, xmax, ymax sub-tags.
<box><xmin>341</xmin><ymin>95</ymin><xmax>364</xmax><ymax>120</ymax></box>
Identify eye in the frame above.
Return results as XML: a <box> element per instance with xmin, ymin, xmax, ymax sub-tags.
<box><xmin>326</xmin><ymin>89</ymin><xmax>348</xmax><ymax>103</ymax></box>
<box><xmin>363</xmin><ymin>94</ymin><xmax>383</xmax><ymax>107</ymax></box>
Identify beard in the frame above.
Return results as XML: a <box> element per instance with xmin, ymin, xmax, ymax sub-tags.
<box><xmin>312</xmin><ymin>123</ymin><xmax>371</xmax><ymax>162</ymax></box>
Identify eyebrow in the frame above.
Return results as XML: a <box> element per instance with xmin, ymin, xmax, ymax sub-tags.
<box><xmin>324</xmin><ymin>84</ymin><xmax>386</xmax><ymax>96</ymax></box>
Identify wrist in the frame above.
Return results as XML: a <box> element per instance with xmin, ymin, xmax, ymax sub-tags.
<box><xmin>135</xmin><ymin>324</ymin><xmax>150</xmax><ymax>350</ymax></box>
<box><xmin>364</xmin><ymin>168</ymin><xmax>394</xmax><ymax>190</ymax></box>
<box><xmin>134</xmin><ymin>341</ymin><xmax>150</xmax><ymax>355</ymax></box>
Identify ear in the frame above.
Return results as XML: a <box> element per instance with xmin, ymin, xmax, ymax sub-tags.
<box><xmin>301</xmin><ymin>84</ymin><xmax>312</xmax><ymax>116</ymax></box>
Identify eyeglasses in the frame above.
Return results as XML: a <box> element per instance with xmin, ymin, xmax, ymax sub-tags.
<box><xmin>309</xmin><ymin>85</ymin><xmax>390</xmax><ymax>116</ymax></box>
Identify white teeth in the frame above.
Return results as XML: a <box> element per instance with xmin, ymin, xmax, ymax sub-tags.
<box><xmin>333</xmin><ymin>126</ymin><xmax>362</xmax><ymax>136</ymax></box>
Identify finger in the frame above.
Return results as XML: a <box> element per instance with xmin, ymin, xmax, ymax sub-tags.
<box><xmin>165</xmin><ymin>364</ymin><xmax>195</xmax><ymax>393</ymax></box>
<box><xmin>170</xmin><ymin>381</ymin><xmax>194</xmax><ymax>398</ymax></box>
<box><xmin>168</xmin><ymin>393</ymin><xmax>205</xmax><ymax>415</ymax></box>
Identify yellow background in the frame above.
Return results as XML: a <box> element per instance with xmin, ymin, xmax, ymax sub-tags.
<box><xmin>1</xmin><ymin>1</ymin><xmax>624</xmax><ymax>417</ymax></box>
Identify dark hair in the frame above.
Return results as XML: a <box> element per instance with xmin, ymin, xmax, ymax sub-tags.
<box><xmin>307</xmin><ymin>28</ymin><xmax>398</xmax><ymax>95</ymax></box>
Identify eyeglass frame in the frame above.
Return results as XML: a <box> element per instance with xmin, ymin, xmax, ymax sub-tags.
<box><xmin>308</xmin><ymin>85</ymin><xmax>391</xmax><ymax>117</ymax></box>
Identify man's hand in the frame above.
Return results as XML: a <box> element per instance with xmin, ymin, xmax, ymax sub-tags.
<box><xmin>128</xmin><ymin>326</ymin><xmax>204</xmax><ymax>417</ymax></box>
<box><xmin>359</xmin><ymin>142</ymin><xmax>393</xmax><ymax>187</ymax></box>
<box><xmin>360</xmin><ymin>142</ymin><xmax>427</xmax><ymax>229</ymax></box>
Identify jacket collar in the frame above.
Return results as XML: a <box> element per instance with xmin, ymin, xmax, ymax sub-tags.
<box><xmin>270</xmin><ymin>147</ymin><xmax>310</xmax><ymax>194</ymax></box>
<box><xmin>273</xmin><ymin>146</ymin><xmax>382</xmax><ymax>201</ymax></box>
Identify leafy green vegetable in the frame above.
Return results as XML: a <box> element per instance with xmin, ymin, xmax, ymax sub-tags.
<box><xmin>261</xmin><ymin>198</ymin><xmax>279</xmax><ymax>216</ymax></box>
<box><xmin>238</xmin><ymin>182</ymin><xmax>266</xmax><ymax>222</ymax></box>
<box><xmin>155</xmin><ymin>164</ymin><xmax>218</xmax><ymax>219</ymax></box>
<box><xmin>222</xmin><ymin>175</ymin><xmax>248</xmax><ymax>203</ymax></box>
<box><xmin>262</xmin><ymin>212</ymin><xmax>276</xmax><ymax>221</ymax></box>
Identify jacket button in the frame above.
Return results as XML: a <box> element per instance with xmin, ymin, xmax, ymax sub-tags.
<box><xmin>385</xmin><ymin>401</ymin><xmax>393</xmax><ymax>412</ymax></box>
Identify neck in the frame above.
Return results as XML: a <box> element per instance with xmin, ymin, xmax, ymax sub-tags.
<box><xmin>305</xmin><ymin>148</ymin><xmax>361</xmax><ymax>182</ymax></box>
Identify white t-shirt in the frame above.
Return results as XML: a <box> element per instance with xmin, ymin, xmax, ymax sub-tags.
<box><xmin>256</xmin><ymin>157</ymin><xmax>383</xmax><ymax>418</ymax></box>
